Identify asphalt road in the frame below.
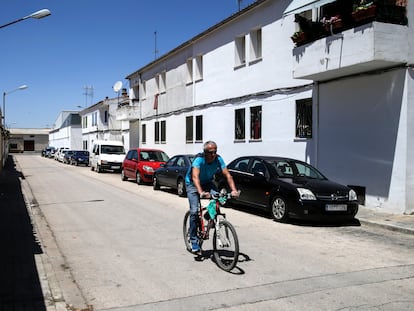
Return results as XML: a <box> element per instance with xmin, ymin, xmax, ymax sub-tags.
<box><xmin>16</xmin><ymin>154</ymin><xmax>414</xmax><ymax>311</ymax></box>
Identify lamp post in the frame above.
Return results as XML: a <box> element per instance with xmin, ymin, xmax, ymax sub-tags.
<box><xmin>2</xmin><ymin>85</ymin><xmax>28</xmax><ymax>129</ymax></box>
<box><xmin>0</xmin><ymin>9</ymin><xmax>51</xmax><ymax>29</ymax></box>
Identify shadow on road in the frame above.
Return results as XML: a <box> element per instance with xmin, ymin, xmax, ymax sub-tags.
<box><xmin>0</xmin><ymin>156</ymin><xmax>46</xmax><ymax>310</ymax></box>
<box><xmin>229</xmin><ymin>203</ymin><xmax>361</xmax><ymax>228</ymax></box>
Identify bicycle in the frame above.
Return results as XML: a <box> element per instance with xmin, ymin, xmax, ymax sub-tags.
<box><xmin>183</xmin><ymin>189</ymin><xmax>239</xmax><ymax>272</ymax></box>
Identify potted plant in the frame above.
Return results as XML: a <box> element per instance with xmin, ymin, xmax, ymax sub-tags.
<box><xmin>321</xmin><ymin>15</ymin><xmax>344</xmax><ymax>33</ymax></box>
<box><xmin>352</xmin><ymin>1</ymin><xmax>377</xmax><ymax>22</ymax></box>
<box><xmin>291</xmin><ymin>31</ymin><xmax>309</xmax><ymax>46</ymax></box>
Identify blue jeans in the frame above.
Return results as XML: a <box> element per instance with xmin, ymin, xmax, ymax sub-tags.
<box><xmin>186</xmin><ymin>182</ymin><xmax>218</xmax><ymax>245</ymax></box>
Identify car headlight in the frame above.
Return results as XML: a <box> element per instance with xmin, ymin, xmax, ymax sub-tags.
<box><xmin>297</xmin><ymin>188</ymin><xmax>317</xmax><ymax>200</ymax></box>
<box><xmin>143</xmin><ymin>165</ymin><xmax>154</xmax><ymax>172</ymax></box>
<box><xmin>349</xmin><ymin>189</ymin><xmax>358</xmax><ymax>201</ymax></box>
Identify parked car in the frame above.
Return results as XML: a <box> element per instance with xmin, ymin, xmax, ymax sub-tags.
<box><xmin>58</xmin><ymin>149</ymin><xmax>70</xmax><ymax>162</ymax></box>
<box><xmin>69</xmin><ymin>150</ymin><xmax>90</xmax><ymax>166</ymax></box>
<box><xmin>121</xmin><ymin>148</ymin><xmax>169</xmax><ymax>184</ymax></box>
<box><xmin>54</xmin><ymin>147</ymin><xmax>69</xmax><ymax>161</ymax></box>
<box><xmin>224</xmin><ymin>156</ymin><xmax>359</xmax><ymax>222</ymax></box>
<box><xmin>43</xmin><ymin>146</ymin><xmax>56</xmax><ymax>158</ymax></box>
<box><xmin>153</xmin><ymin>154</ymin><xmax>195</xmax><ymax>196</ymax></box>
<box><xmin>63</xmin><ymin>150</ymin><xmax>74</xmax><ymax>164</ymax></box>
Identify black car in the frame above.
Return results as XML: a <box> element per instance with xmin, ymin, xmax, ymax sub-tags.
<box><xmin>225</xmin><ymin>156</ymin><xmax>359</xmax><ymax>222</ymax></box>
<box><xmin>69</xmin><ymin>150</ymin><xmax>90</xmax><ymax>166</ymax></box>
<box><xmin>153</xmin><ymin>154</ymin><xmax>195</xmax><ymax>197</ymax></box>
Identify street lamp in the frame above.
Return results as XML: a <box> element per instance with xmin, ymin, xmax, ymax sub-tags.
<box><xmin>0</xmin><ymin>9</ymin><xmax>51</xmax><ymax>29</ymax></box>
<box><xmin>2</xmin><ymin>85</ymin><xmax>28</xmax><ymax>129</ymax></box>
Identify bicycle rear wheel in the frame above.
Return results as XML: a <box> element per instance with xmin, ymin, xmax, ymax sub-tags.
<box><xmin>213</xmin><ymin>219</ymin><xmax>239</xmax><ymax>272</ymax></box>
<box><xmin>183</xmin><ymin>211</ymin><xmax>203</xmax><ymax>253</ymax></box>
<box><xmin>183</xmin><ymin>211</ymin><xmax>192</xmax><ymax>252</ymax></box>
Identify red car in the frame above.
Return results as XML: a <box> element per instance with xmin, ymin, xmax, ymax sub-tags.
<box><xmin>121</xmin><ymin>148</ymin><xmax>169</xmax><ymax>184</ymax></box>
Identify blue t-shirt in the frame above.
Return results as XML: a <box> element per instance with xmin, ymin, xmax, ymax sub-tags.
<box><xmin>185</xmin><ymin>154</ymin><xmax>226</xmax><ymax>186</ymax></box>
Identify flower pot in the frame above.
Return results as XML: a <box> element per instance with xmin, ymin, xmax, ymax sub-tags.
<box><xmin>352</xmin><ymin>5</ymin><xmax>377</xmax><ymax>23</ymax></box>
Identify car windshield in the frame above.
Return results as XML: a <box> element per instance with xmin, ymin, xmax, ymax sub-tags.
<box><xmin>74</xmin><ymin>151</ymin><xmax>88</xmax><ymax>156</ymax></box>
<box><xmin>271</xmin><ymin>160</ymin><xmax>326</xmax><ymax>180</ymax></box>
<box><xmin>140</xmin><ymin>151</ymin><xmax>169</xmax><ymax>162</ymax></box>
<box><xmin>101</xmin><ymin>145</ymin><xmax>125</xmax><ymax>154</ymax></box>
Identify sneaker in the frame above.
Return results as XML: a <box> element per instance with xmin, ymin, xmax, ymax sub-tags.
<box><xmin>191</xmin><ymin>242</ymin><xmax>201</xmax><ymax>253</ymax></box>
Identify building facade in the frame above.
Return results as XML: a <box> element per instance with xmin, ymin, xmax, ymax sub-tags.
<box><xmin>120</xmin><ymin>0</ymin><xmax>412</xmax><ymax>214</ymax></box>
<box><xmin>79</xmin><ymin>94</ymin><xmax>132</xmax><ymax>154</ymax></box>
<box><xmin>49</xmin><ymin>111</ymin><xmax>82</xmax><ymax>150</ymax></box>
<box><xmin>8</xmin><ymin>128</ymin><xmax>50</xmax><ymax>153</ymax></box>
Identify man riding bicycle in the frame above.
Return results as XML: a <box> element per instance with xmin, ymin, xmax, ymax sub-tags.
<box><xmin>185</xmin><ymin>140</ymin><xmax>239</xmax><ymax>253</ymax></box>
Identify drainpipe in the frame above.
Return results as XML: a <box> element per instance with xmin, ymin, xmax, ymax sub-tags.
<box><xmin>314</xmin><ymin>81</ymin><xmax>319</xmax><ymax>167</ymax></box>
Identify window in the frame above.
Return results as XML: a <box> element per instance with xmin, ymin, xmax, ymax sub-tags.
<box><xmin>195</xmin><ymin>115</ymin><xmax>203</xmax><ymax>142</ymax></box>
<box><xmin>141</xmin><ymin>80</ymin><xmax>146</xmax><ymax>99</ymax></box>
<box><xmin>186</xmin><ymin>115</ymin><xmax>202</xmax><ymax>142</ymax></box>
<box><xmin>186</xmin><ymin>116</ymin><xmax>193</xmax><ymax>143</ymax></box>
<box><xmin>296</xmin><ymin>98</ymin><xmax>312</xmax><ymax>139</ymax></box>
<box><xmin>104</xmin><ymin>110</ymin><xmax>108</xmax><ymax>124</ymax></box>
<box><xmin>195</xmin><ymin>55</ymin><xmax>203</xmax><ymax>81</ymax></box>
<box><xmin>250</xmin><ymin>28</ymin><xmax>262</xmax><ymax>61</ymax></box>
<box><xmin>92</xmin><ymin>112</ymin><xmax>97</xmax><ymax>126</ymax></box>
<box><xmin>160</xmin><ymin>71</ymin><xmax>166</xmax><ymax>93</ymax></box>
<box><xmin>235</xmin><ymin>108</ymin><xmax>245</xmax><ymax>140</ymax></box>
<box><xmin>161</xmin><ymin>120</ymin><xmax>166</xmax><ymax>143</ymax></box>
<box><xmin>142</xmin><ymin>124</ymin><xmax>146</xmax><ymax>144</ymax></box>
<box><xmin>235</xmin><ymin>35</ymin><xmax>246</xmax><ymax>67</ymax></box>
<box><xmin>155</xmin><ymin>120</ymin><xmax>166</xmax><ymax>144</ymax></box>
<box><xmin>155</xmin><ymin>122</ymin><xmax>160</xmax><ymax>144</ymax></box>
<box><xmin>155</xmin><ymin>74</ymin><xmax>160</xmax><ymax>93</ymax></box>
<box><xmin>83</xmin><ymin>140</ymin><xmax>88</xmax><ymax>150</ymax></box>
<box><xmin>250</xmin><ymin>106</ymin><xmax>262</xmax><ymax>140</ymax></box>
<box><xmin>82</xmin><ymin>116</ymin><xmax>88</xmax><ymax>128</ymax></box>
<box><xmin>186</xmin><ymin>59</ymin><xmax>193</xmax><ymax>84</ymax></box>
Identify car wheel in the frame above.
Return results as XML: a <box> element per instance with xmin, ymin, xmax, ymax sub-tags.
<box><xmin>121</xmin><ymin>169</ymin><xmax>127</xmax><ymax>181</ymax></box>
<box><xmin>136</xmin><ymin>172</ymin><xmax>142</xmax><ymax>185</ymax></box>
<box><xmin>177</xmin><ymin>178</ymin><xmax>186</xmax><ymax>197</ymax></box>
<box><xmin>153</xmin><ymin>176</ymin><xmax>160</xmax><ymax>190</ymax></box>
<box><xmin>270</xmin><ymin>196</ymin><xmax>289</xmax><ymax>222</ymax></box>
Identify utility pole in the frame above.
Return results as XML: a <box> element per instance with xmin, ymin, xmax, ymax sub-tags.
<box><xmin>154</xmin><ymin>31</ymin><xmax>159</xmax><ymax>60</ymax></box>
<box><xmin>82</xmin><ymin>85</ymin><xmax>94</xmax><ymax>107</ymax></box>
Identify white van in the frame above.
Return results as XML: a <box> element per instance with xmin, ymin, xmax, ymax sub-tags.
<box><xmin>90</xmin><ymin>140</ymin><xmax>126</xmax><ymax>173</ymax></box>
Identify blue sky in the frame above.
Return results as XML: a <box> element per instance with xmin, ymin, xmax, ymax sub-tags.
<box><xmin>1</xmin><ymin>0</ymin><xmax>255</xmax><ymax>128</ymax></box>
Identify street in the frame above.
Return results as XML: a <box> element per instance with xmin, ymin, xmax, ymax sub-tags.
<box><xmin>15</xmin><ymin>154</ymin><xmax>414</xmax><ymax>311</ymax></box>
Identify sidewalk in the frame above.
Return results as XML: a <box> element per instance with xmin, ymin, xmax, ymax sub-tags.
<box><xmin>0</xmin><ymin>155</ymin><xmax>413</xmax><ymax>310</ymax></box>
<box><xmin>0</xmin><ymin>156</ymin><xmax>67</xmax><ymax>311</ymax></box>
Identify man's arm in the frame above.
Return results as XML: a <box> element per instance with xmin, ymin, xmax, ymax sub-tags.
<box><xmin>191</xmin><ymin>167</ymin><xmax>205</xmax><ymax>196</ymax></box>
<box><xmin>222</xmin><ymin>168</ymin><xmax>239</xmax><ymax>197</ymax></box>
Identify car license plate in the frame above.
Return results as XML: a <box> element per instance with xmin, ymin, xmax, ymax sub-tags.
<box><xmin>111</xmin><ymin>166</ymin><xmax>120</xmax><ymax>169</ymax></box>
<box><xmin>325</xmin><ymin>204</ymin><xmax>347</xmax><ymax>211</ymax></box>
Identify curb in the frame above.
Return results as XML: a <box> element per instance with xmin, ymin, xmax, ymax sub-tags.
<box><xmin>358</xmin><ymin>218</ymin><xmax>414</xmax><ymax>235</ymax></box>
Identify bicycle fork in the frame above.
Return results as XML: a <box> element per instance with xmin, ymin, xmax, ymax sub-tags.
<box><xmin>215</xmin><ymin>216</ymin><xmax>231</xmax><ymax>248</ymax></box>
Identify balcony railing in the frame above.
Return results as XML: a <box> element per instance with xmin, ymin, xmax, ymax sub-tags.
<box><xmin>115</xmin><ymin>104</ymin><xmax>140</xmax><ymax>121</ymax></box>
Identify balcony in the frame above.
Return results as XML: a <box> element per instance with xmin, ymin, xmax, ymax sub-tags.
<box><xmin>115</xmin><ymin>104</ymin><xmax>140</xmax><ymax>121</ymax></box>
<box><xmin>292</xmin><ymin>21</ymin><xmax>409</xmax><ymax>81</ymax></box>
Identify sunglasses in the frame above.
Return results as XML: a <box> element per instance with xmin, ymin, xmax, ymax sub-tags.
<box><xmin>206</xmin><ymin>150</ymin><xmax>217</xmax><ymax>155</ymax></box>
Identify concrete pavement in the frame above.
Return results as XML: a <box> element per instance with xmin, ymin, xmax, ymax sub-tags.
<box><xmin>0</xmin><ymin>154</ymin><xmax>413</xmax><ymax>310</ymax></box>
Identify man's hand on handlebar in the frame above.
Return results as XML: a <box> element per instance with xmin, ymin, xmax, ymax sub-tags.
<box><xmin>200</xmin><ymin>191</ymin><xmax>211</xmax><ymax>199</ymax></box>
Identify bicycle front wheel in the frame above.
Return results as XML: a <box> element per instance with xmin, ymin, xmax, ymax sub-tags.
<box><xmin>213</xmin><ymin>219</ymin><xmax>239</xmax><ymax>272</ymax></box>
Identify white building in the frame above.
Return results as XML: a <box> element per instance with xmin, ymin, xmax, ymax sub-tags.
<box><xmin>49</xmin><ymin>111</ymin><xmax>82</xmax><ymax>150</ymax></box>
<box><xmin>79</xmin><ymin>94</ymin><xmax>134</xmax><ymax>153</ymax></box>
<box><xmin>121</xmin><ymin>0</ymin><xmax>412</xmax><ymax>214</ymax></box>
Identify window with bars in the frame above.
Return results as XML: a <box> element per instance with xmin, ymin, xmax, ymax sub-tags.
<box><xmin>250</xmin><ymin>106</ymin><xmax>262</xmax><ymax>140</ymax></box>
<box><xmin>235</xmin><ymin>108</ymin><xmax>245</xmax><ymax>140</ymax></box>
<box><xmin>296</xmin><ymin>98</ymin><xmax>312</xmax><ymax>139</ymax></box>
